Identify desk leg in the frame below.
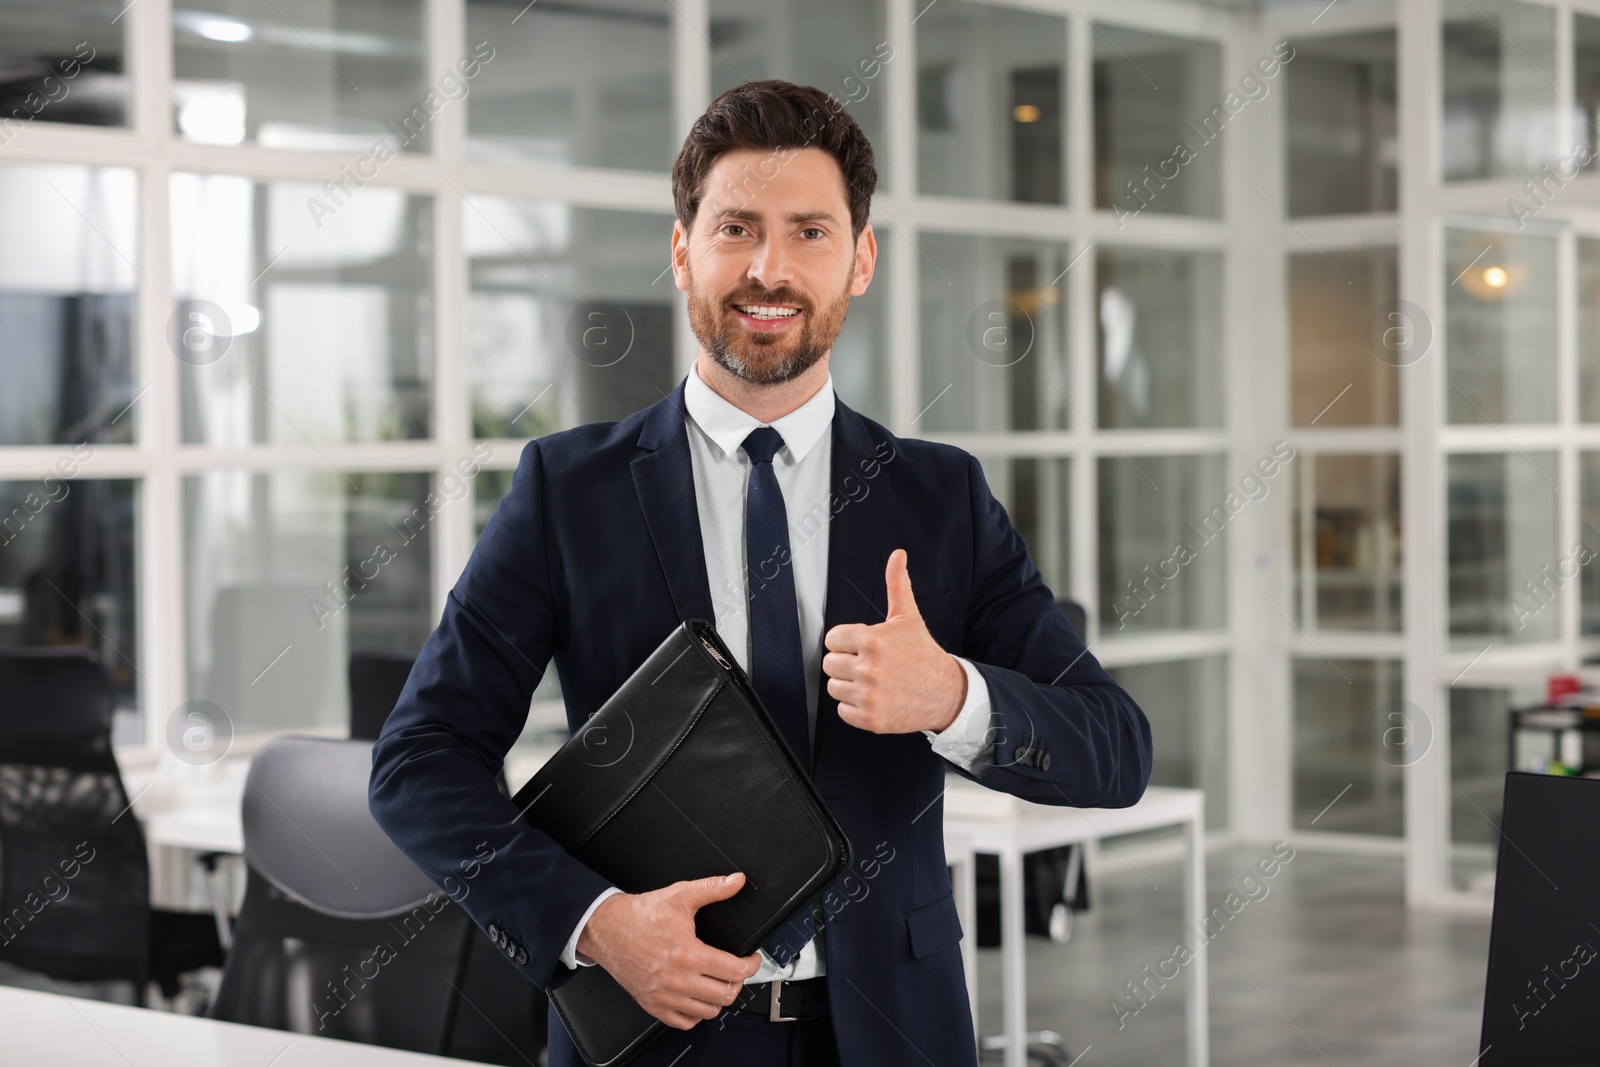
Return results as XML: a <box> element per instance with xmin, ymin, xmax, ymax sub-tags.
<box><xmin>999</xmin><ymin>846</ymin><xmax>1027</xmax><ymax>1067</ymax></box>
<box><xmin>1185</xmin><ymin>814</ymin><xmax>1209</xmax><ymax>1067</ymax></box>
<box><xmin>951</xmin><ymin>852</ymin><xmax>978</xmax><ymax>1054</ymax></box>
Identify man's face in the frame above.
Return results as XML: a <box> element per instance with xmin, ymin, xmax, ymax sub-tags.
<box><xmin>673</xmin><ymin>146</ymin><xmax>875</xmax><ymax>385</ymax></box>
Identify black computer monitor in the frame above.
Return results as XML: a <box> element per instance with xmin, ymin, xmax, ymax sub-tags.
<box><xmin>1478</xmin><ymin>771</ymin><xmax>1600</xmax><ymax>1065</ymax></box>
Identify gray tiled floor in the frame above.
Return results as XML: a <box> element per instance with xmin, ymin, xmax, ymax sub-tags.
<box><xmin>971</xmin><ymin>845</ymin><xmax>1491</xmax><ymax>1067</ymax></box>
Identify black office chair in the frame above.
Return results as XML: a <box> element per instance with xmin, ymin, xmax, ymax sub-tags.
<box><xmin>1058</xmin><ymin>598</ymin><xmax>1088</xmax><ymax>647</ymax></box>
<box><xmin>210</xmin><ymin>737</ymin><xmax>544</xmax><ymax>1062</ymax></box>
<box><xmin>348</xmin><ymin>651</ymin><xmax>417</xmax><ymax>741</ymax></box>
<box><xmin>350</xmin><ymin>651</ymin><xmax>515</xmax><ymax>803</ymax></box>
<box><xmin>0</xmin><ymin>648</ymin><xmax>224</xmax><ymax>1004</ymax></box>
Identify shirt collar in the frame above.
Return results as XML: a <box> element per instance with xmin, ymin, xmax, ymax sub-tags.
<box><xmin>683</xmin><ymin>361</ymin><xmax>835</xmax><ymax>464</ymax></box>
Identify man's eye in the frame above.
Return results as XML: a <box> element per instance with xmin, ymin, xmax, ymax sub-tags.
<box><xmin>723</xmin><ymin>225</ymin><xmax>747</xmax><ymax>237</ymax></box>
<box><xmin>802</xmin><ymin>228</ymin><xmax>824</xmax><ymax>239</ymax></box>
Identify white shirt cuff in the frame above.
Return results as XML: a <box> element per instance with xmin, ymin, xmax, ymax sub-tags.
<box><xmin>561</xmin><ymin>886</ymin><xmax>623</xmax><ymax>969</ymax></box>
<box><xmin>923</xmin><ymin>655</ymin><xmax>991</xmax><ymax>771</ymax></box>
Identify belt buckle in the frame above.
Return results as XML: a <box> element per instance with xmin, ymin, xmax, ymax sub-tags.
<box><xmin>768</xmin><ymin>978</ymin><xmax>797</xmax><ymax>1022</ymax></box>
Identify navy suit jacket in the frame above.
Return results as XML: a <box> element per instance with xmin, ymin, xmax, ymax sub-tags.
<box><xmin>369</xmin><ymin>376</ymin><xmax>1152</xmax><ymax>1067</ymax></box>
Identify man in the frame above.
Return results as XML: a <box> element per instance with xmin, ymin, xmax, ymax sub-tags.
<box><xmin>370</xmin><ymin>79</ymin><xmax>1152</xmax><ymax>1067</ymax></box>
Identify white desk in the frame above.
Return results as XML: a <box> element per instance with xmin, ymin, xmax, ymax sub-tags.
<box><xmin>0</xmin><ymin>983</ymin><xmax>482</xmax><ymax>1065</ymax></box>
<box><xmin>123</xmin><ymin>747</ymin><xmax>559</xmax><ymax>906</ymax></box>
<box><xmin>941</xmin><ymin>783</ymin><xmax>1209</xmax><ymax>1067</ymax></box>
<box><xmin>132</xmin><ymin>761</ymin><xmax>249</xmax><ymax>854</ymax></box>
<box><xmin>121</xmin><ymin>761</ymin><xmax>248</xmax><ymax>910</ymax></box>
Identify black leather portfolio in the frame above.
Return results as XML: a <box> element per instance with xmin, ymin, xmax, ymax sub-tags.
<box><xmin>511</xmin><ymin>617</ymin><xmax>853</xmax><ymax>1067</ymax></box>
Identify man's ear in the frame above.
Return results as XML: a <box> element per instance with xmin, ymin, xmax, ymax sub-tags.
<box><xmin>670</xmin><ymin>219</ymin><xmax>691</xmax><ymax>292</ymax></box>
<box><xmin>850</xmin><ymin>223</ymin><xmax>877</xmax><ymax>297</ymax></box>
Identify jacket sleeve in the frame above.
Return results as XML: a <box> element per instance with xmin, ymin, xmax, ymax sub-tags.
<box><xmin>948</xmin><ymin>452</ymin><xmax>1153</xmax><ymax>808</ymax></box>
<box><xmin>369</xmin><ymin>438</ymin><xmax>613</xmax><ymax>990</ymax></box>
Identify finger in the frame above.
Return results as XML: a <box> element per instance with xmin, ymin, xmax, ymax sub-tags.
<box><xmin>826</xmin><ymin>675</ymin><xmax>864</xmax><ymax>705</ymax></box>
<box><xmin>682</xmin><ymin>972</ymin><xmax>744</xmax><ymax>1007</ymax></box>
<box><xmin>675</xmin><ymin>871</ymin><xmax>745</xmax><ymax>908</ymax></box>
<box><xmin>655</xmin><ymin>1006</ymin><xmax>702</xmax><ymax>1030</ymax></box>
<box><xmin>885</xmin><ymin>548</ymin><xmax>919</xmax><ymax>620</ymax></box>
<box><xmin>822</xmin><ymin>650</ymin><xmax>860</xmax><ymax>682</ymax></box>
<box><xmin>661</xmin><ymin>988</ymin><xmax>727</xmax><ymax>1022</ymax></box>
<box><xmin>824</xmin><ymin>623</ymin><xmax>869</xmax><ymax>653</ymax></box>
<box><xmin>691</xmin><ymin>943</ymin><xmax>762</xmax><ymax>984</ymax></box>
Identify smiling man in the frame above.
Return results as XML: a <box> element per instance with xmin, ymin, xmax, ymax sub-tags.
<box><xmin>370</xmin><ymin>79</ymin><xmax>1152</xmax><ymax>1067</ymax></box>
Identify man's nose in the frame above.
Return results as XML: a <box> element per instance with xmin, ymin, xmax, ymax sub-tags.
<box><xmin>745</xmin><ymin>235</ymin><xmax>796</xmax><ymax>294</ymax></box>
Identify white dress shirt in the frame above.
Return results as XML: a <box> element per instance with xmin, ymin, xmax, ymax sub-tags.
<box><xmin>560</xmin><ymin>362</ymin><xmax>993</xmax><ymax>981</ymax></box>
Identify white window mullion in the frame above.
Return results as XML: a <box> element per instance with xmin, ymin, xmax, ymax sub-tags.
<box><xmin>134</xmin><ymin>0</ymin><xmax>182</xmax><ymax>760</ymax></box>
<box><xmin>1399</xmin><ymin>0</ymin><xmax>1447</xmax><ymax>907</ymax></box>
<box><xmin>1559</xmin><ymin>226</ymin><xmax>1582</xmax><ymax>660</ymax></box>
<box><xmin>430</xmin><ymin>0</ymin><xmax>472</xmax><ymax>606</ymax></box>
<box><xmin>1224</xmin><ymin>10</ymin><xmax>1280</xmax><ymax>843</ymax></box>
<box><xmin>887</xmin><ymin>0</ymin><xmax>919</xmax><ymax>436</ymax></box>
<box><xmin>1066</xmin><ymin>9</ymin><xmax>1098</xmax><ymax>632</ymax></box>
<box><xmin>672</xmin><ymin>0</ymin><xmax>711</xmax><ymax>383</ymax></box>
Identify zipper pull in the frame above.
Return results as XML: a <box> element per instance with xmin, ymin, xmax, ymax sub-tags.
<box><xmin>699</xmin><ymin>634</ymin><xmax>732</xmax><ymax>671</ymax></box>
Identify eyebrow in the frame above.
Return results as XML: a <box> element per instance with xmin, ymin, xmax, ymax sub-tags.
<box><xmin>709</xmin><ymin>208</ymin><xmax>839</xmax><ymax>226</ymax></box>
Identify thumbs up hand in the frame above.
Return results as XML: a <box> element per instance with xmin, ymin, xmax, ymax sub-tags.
<box><xmin>823</xmin><ymin>548</ymin><xmax>968</xmax><ymax>735</ymax></box>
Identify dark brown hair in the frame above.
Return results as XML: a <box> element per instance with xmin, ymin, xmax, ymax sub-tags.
<box><xmin>671</xmin><ymin>79</ymin><xmax>878</xmax><ymax>245</ymax></box>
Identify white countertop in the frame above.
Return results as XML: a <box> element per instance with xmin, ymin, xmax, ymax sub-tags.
<box><xmin>0</xmin><ymin>984</ymin><xmax>482</xmax><ymax>1066</ymax></box>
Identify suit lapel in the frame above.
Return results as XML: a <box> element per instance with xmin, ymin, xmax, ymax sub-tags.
<box><xmin>631</xmin><ymin>378</ymin><xmax>716</xmax><ymax>624</ymax></box>
<box><xmin>811</xmin><ymin>396</ymin><xmax>895</xmax><ymax>787</ymax></box>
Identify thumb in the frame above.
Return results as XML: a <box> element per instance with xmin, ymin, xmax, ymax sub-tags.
<box><xmin>885</xmin><ymin>548</ymin><xmax>919</xmax><ymax>620</ymax></box>
<box><xmin>679</xmin><ymin>871</ymin><xmax>746</xmax><ymax>909</ymax></box>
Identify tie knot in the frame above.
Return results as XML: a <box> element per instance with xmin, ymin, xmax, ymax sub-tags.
<box><xmin>741</xmin><ymin>426</ymin><xmax>785</xmax><ymax>466</ymax></box>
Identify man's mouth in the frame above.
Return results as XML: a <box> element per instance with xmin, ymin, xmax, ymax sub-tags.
<box><xmin>731</xmin><ymin>303</ymin><xmax>802</xmax><ymax>321</ymax></box>
<box><xmin>730</xmin><ymin>302</ymin><xmax>804</xmax><ymax>332</ymax></box>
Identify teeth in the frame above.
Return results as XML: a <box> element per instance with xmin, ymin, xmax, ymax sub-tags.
<box><xmin>736</xmin><ymin>304</ymin><xmax>800</xmax><ymax>320</ymax></box>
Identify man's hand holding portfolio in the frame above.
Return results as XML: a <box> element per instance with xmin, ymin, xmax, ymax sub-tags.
<box><xmin>572</xmin><ymin>546</ymin><xmax>966</xmax><ymax>1037</ymax></box>
<box><xmin>576</xmin><ymin>873</ymin><xmax>763</xmax><ymax>1031</ymax></box>
<box><xmin>823</xmin><ymin>548</ymin><xmax>968</xmax><ymax>737</ymax></box>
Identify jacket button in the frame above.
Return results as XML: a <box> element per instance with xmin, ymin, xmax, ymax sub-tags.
<box><xmin>488</xmin><ymin>924</ymin><xmax>500</xmax><ymax>942</ymax></box>
<box><xmin>1013</xmin><ymin>745</ymin><xmax>1028</xmax><ymax>764</ymax></box>
<box><xmin>504</xmin><ymin>941</ymin><xmax>516</xmax><ymax>957</ymax></box>
<box><xmin>516</xmin><ymin>947</ymin><xmax>528</xmax><ymax>966</ymax></box>
<box><xmin>1041</xmin><ymin>752</ymin><xmax>1052</xmax><ymax>771</ymax></box>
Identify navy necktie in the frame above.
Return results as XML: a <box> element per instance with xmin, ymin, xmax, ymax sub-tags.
<box><xmin>741</xmin><ymin>426</ymin><xmax>822</xmax><ymax>966</ymax></box>
<box><xmin>741</xmin><ymin>426</ymin><xmax>810</xmax><ymax>767</ymax></box>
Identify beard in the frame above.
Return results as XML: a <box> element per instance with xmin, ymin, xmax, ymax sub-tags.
<box><xmin>685</xmin><ymin>258</ymin><xmax>855</xmax><ymax>386</ymax></box>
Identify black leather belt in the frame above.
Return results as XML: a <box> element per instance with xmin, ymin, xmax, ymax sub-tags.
<box><xmin>731</xmin><ymin>976</ymin><xmax>829</xmax><ymax>1021</ymax></box>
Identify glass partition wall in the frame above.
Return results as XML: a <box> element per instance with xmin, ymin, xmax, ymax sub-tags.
<box><xmin>1265</xmin><ymin>0</ymin><xmax>1600</xmax><ymax>907</ymax></box>
<box><xmin>0</xmin><ymin>0</ymin><xmax>1245</xmax><ymax>831</ymax></box>
<box><xmin>16</xmin><ymin>0</ymin><xmax>1596</xmax><ymax>907</ymax></box>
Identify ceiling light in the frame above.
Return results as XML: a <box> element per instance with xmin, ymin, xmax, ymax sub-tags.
<box><xmin>177</xmin><ymin>88</ymin><xmax>246</xmax><ymax>145</ymax></box>
<box><xmin>175</xmin><ymin>11</ymin><xmax>254</xmax><ymax>43</ymax></box>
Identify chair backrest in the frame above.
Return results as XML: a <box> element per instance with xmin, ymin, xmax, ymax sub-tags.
<box><xmin>210</xmin><ymin>737</ymin><xmax>475</xmax><ymax>1054</ymax></box>
<box><xmin>0</xmin><ymin>648</ymin><xmax>150</xmax><ymax>983</ymax></box>
<box><xmin>348</xmin><ymin>652</ymin><xmax>416</xmax><ymax>741</ymax></box>
<box><xmin>0</xmin><ymin>646</ymin><xmax>118</xmax><ymax>741</ymax></box>
<box><xmin>1057</xmin><ymin>597</ymin><xmax>1088</xmax><ymax>641</ymax></box>
<box><xmin>348</xmin><ymin>652</ymin><xmax>511</xmax><ymax>797</ymax></box>
<box><xmin>1478</xmin><ymin>771</ymin><xmax>1600</xmax><ymax>1063</ymax></box>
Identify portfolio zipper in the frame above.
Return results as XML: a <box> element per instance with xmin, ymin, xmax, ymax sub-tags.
<box><xmin>699</xmin><ymin>633</ymin><xmax>733</xmax><ymax>672</ymax></box>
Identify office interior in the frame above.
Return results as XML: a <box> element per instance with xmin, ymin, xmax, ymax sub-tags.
<box><xmin>3</xmin><ymin>0</ymin><xmax>1600</xmax><ymax>1063</ymax></box>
